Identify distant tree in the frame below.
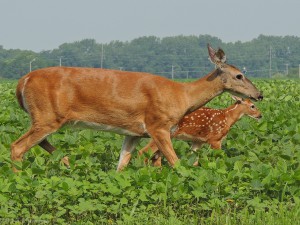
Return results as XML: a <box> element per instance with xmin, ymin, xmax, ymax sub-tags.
<box><xmin>1</xmin><ymin>35</ymin><xmax>300</xmax><ymax>79</ymax></box>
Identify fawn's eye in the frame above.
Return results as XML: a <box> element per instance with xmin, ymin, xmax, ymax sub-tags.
<box><xmin>236</xmin><ymin>74</ymin><xmax>243</xmax><ymax>80</ymax></box>
<box><xmin>251</xmin><ymin>105</ymin><xmax>255</xmax><ymax>109</ymax></box>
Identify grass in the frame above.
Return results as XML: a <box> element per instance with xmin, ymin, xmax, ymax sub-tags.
<box><xmin>0</xmin><ymin>79</ymin><xmax>299</xmax><ymax>224</ymax></box>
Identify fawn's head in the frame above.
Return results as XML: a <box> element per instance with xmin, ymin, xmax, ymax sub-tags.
<box><xmin>232</xmin><ymin>96</ymin><xmax>262</xmax><ymax>120</ymax></box>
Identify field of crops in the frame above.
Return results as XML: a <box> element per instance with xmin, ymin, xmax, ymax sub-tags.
<box><xmin>0</xmin><ymin>79</ymin><xmax>299</xmax><ymax>224</ymax></box>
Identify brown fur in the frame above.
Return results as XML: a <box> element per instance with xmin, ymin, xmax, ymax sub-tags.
<box><xmin>11</xmin><ymin>44</ymin><xmax>263</xmax><ymax>171</ymax></box>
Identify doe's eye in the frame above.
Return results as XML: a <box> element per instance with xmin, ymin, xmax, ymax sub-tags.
<box><xmin>251</xmin><ymin>105</ymin><xmax>255</xmax><ymax>109</ymax></box>
<box><xmin>236</xmin><ymin>74</ymin><xmax>243</xmax><ymax>80</ymax></box>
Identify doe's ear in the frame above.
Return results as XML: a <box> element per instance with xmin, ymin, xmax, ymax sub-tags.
<box><xmin>207</xmin><ymin>43</ymin><xmax>227</xmax><ymax>67</ymax></box>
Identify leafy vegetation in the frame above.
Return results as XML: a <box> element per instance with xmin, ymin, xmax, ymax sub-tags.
<box><xmin>0</xmin><ymin>79</ymin><xmax>300</xmax><ymax>224</ymax></box>
<box><xmin>1</xmin><ymin>34</ymin><xmax>300</xmax><ymax>79</ymax></box>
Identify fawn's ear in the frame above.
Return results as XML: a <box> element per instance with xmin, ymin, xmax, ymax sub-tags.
<box><xmin>231</xmin><ymin>95</ymin><xmax>243</xmax><ymax>103</ymax></box>
<box><xmin>207</xmin><ymin>43</ymin><xmax>227</xmax><ymax>68</ymax></box>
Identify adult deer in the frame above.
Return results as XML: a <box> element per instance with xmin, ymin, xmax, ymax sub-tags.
<box><xmin>11</xmin><ymin>44</ymin><xmax>263</xmax><ymax>172</ymax></box>
<box><xmin>138</xmin><ymin>96</ymin><xmax>262</xmax><ymax>166</ymax></box>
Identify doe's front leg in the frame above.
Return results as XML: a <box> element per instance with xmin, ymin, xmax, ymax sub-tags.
<box><xmin>149</xmin><ymin>129</ymin><xmax>179</xmax><ymax>167</ymax></box>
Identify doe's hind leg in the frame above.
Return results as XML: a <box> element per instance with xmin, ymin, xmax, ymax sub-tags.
<box><xmin>39</xmin><ymin>139</ymin><xmax>70</xmax><ymax>166</ymax></box>
<box><xmin>11</xmin><ymin>124</ymin><xmax>59</xmax><ymax>172</ymax></box>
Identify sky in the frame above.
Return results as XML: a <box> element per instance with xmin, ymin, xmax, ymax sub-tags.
<box><xmin>1</xmin><ymin>0</ymin><xmax>300</xmax><ymax>52</ymax></box>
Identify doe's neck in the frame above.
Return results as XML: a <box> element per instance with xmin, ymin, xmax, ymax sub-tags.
<box><xmin>184</xmin><ymin>70</ymin><xmax>224</xmax><ymax>113</ymax></box>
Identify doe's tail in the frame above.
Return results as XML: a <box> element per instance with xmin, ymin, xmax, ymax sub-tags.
<box><xmin>15</xmin><ymin>76</ymin><xmax>29</xmax><ymax>113</ymax></box>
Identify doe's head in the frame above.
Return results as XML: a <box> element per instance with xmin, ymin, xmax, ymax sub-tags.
<box><xmin>207</xmin><ymin>44</ymin><xmax>263</xmax><ymax>101</ymax></box>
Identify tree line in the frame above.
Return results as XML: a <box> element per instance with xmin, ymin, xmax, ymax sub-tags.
<box><xmin>1</xmin><ymin>34</ymin><xmax>300</xmax><ymax>79</ymax></box>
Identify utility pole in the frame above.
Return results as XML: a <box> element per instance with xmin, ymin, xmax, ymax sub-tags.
<box><xmin>30</xmin><ymin>58</ymin><xmax>36</xmax><ymax>72</ymax></box>
<box><xmin>59</xmin><ymin>57</ymin><xmax>62</xmax><ymax>67</ymax></box>
<box><xmin>269</xmin><ymin>46</ymin><xmax>272</xmax><ymax>78</ymax></box>
<box><xmin>100</xmin><ymin>44</ymin><xmax>104</xmax><ymax>68</ymax></box>
<box><xmin>171</xmin><ymin>65</ymin><xmax>174</xmax><ymax>79</ymax></box>
<box><xmin>285</xmin><ymin>63</ymin><xmax>289</xmax><ymax>76</ymax></box>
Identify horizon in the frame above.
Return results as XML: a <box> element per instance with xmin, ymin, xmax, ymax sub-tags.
<box><xmin>1</xmin><ymin>33</ymin><xmax>299</xmax><ymax>53</ymax></box>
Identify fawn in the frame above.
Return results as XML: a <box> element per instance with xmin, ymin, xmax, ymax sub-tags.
<box><xmin>139</xmin><ymin>96</ymin><xmax>262</xmax><ymax>166</ymax></box>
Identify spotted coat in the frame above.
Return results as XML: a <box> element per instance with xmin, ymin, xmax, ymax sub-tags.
<box><xmin>139</xmin><ymin>98</ymin><xmax>262</xmax><ymax>166</ymax></box>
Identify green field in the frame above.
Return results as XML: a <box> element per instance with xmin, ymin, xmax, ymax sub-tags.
<box><xmin>0</xmin><ymin>79</ymin><xmax>300</xmax><ymax>224</ymax></box>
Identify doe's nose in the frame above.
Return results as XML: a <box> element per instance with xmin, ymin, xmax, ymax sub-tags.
<box><xmin>258</xmin><ymin>95</ymin><xmax>263</xmax><ymax>101</ymax></box>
